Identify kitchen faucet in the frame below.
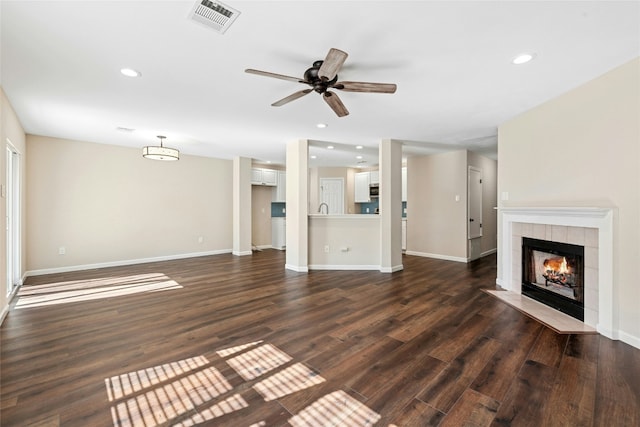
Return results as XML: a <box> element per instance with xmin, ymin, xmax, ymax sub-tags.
<box><xmin>318</xmin><ymin>202</ymin><xmax>329</xmax><ymax>214</ymax></box>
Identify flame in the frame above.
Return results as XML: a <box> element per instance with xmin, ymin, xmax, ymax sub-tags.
<box><xmin>543</xmin><ymin>257</ymin><xmax>570</xmax><ymax>274</ymax></box>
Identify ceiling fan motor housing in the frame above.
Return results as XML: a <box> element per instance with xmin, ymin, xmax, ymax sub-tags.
<box><xmin>304</xmin><ymin>61</ymin><xmax>338</xmax><ymax>93</ymax></box>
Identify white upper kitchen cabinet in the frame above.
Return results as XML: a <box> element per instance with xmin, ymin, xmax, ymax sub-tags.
<box><xmin>272</xmin><ymin>171</ymin><xmax>286</xmax><ymax>202</ymax></box>
<box><xmin>354</xmin><ymin>171</ymin><xmax>371</xmax><ymax>203</ymax></box>
<box><xmin>251</xmin><ymin>168</ymin><xmax>278</xmax><ymax>186</ymax></box>
<box><xmin>402</xmin><ymin>167</ymin><xmax>407</xmax><ymax>202</ymax></box>
<box><xmin>369</xmin><ymin>170</ymin><xmax>379</xmax><ymax>185</ymax></box>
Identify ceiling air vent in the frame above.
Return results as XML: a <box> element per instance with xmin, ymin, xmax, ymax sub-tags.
<box><xmin>189</xmin><ymin>0</ymin><xmax>240</xmax><ymax>34</ymax></box>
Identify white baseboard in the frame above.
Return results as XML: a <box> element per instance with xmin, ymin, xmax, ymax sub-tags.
<box><xmin>232</xmin><ymin>250</ymin><xmax>252</xmax><ymax>256</ymax></box>
<box><xmin>0</xmin><ymin>305</ymin><xmax>9</xmax><ymax>325</ymax></box>
<box><xmin>285</xmin><ymin>264</ymin><xmax>309</xmax><ymax>272</ymax></box>
<box><xmin>380</xmin><ymin>264</ymin><xmax>404</xmax><ymax>273</ymax></box>
<box><xmin>481</xmin><ymin>248</ymin><xmax>497</xmax><ymax>257</ymax></box>
<box><xmin>618</xmin><ymin>329</ymin><xmax>640</xmax><ymax>350</ymax></box>
<box><xmin>308</xmin><ymin>264</ymin><xmax>380</xmax><ymax>271</ymax></box>
<box><xmin>1</xmin><ymin>282</ymin><xmax>22</xmax><ymax>325</ymax></box>
<box><xmin>25</xmin><ymin>249</ymin><xmax>233</xmax><ymax>277</ymax></box>
<box><xmin>405</xmin><ymin>251</ymin><xmax>468</xmax><ymax>263</ymax></box>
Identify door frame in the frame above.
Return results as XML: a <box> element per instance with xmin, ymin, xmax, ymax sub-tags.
<box><xmin>6</xmin><ymin>140</ymin><xmax>22</xmax><ymax>297</ymax></box>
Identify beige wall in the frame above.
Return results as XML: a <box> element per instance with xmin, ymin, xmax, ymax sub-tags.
<box><xmin>498</xmin><ymin>57</ymin><xmax>640</xmax><ymax>344</ymax></box>
<box><xmin>26</xmin><ymin>135</ymin><xmax>233</xmax><ymax>272</ymax></box>
<box><xmin>251</xmin><ymin>185</ymin><xmax>273</xmax><ymax>247</ymax></box>
<box><xmin>407</xmin><ymin>150</ymin><xmax>497</xmax><ymax>261</ymax></box>
<box><xmin>407</xmin><ymin>150</ymin><xmax>469</xmax><ymax>260</ymax></box>
<box><xmin>1</xmin><ymin>88</ymin><xmax>27</xmax><ymax>320</ymax></box>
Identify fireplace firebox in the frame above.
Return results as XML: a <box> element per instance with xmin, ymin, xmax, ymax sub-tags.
<box><xmin>521</xmin><ymin>237</ymin><xmax>585</xmax><ymax>321</ymax></box>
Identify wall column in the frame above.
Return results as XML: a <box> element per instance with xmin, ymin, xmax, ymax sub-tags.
<box><xmin>379</xmin><ymin>139</ymin><xmax>403</xmax><ymax>272</ymax></box>
<box><xmin>285</xmin><ymin>139</ymin><xmax>309</xmax><ymax>272</ymax></box>
<box><xmin>233</xmin><ymin>156</ymin><xmax>252</xmax><ymax>256</ymax></box>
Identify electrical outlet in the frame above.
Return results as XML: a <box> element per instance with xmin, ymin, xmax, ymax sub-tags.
<box><xmin>366</xmin><ymin>208</ymin><xmax>370</xmax><ymax>213</ymax></box>
<box><xmin>324</xmin><ymin>245</ymin><xmax>330</xmax><ymax>253</ymax></box>
<box><xmin>58</xmin><ymin>246</ymin><xmax>66</xmax><ymax>255</ymax></box>
<box><xmin>198</xmin><ymin>236</ymin><xmax>204</xmax><ymax>243</ymax></box>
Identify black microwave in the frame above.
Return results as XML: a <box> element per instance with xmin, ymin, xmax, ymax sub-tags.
<box><xmin>369</xmin><ymin>184</ymin><xmax>379</xmax><ymax>198</ymax></box>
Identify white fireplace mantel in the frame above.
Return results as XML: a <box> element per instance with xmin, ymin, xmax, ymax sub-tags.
<box><xmin>497</xmin><ymin>206</ymin><xmax>615</xmax><ymax>339</ymax></box>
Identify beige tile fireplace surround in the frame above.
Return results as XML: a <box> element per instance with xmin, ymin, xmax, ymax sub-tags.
<box><xmin>497</xmin><ymin>207</ymin><xmax>614</xmax><ymax>339</ymax></box>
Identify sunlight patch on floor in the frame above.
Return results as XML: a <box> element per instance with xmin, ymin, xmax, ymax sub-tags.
<box><xmin>225</xmin><ymin>343</ymin><xmax>292</xmax><ymax>381</ymax></box>
<box><xmin>105</xmin><ymin>342</ymin><xmax>381</xmax><ymax>426</ymax></box>
<box><xmin>289</xmin><ymin>390</ymin><xmax>381</xmax><ymax>427</ymax></box>
<box><xmin>253</xmin><ymin>362</ymin><xmax>326</xmax><ymax>402</ymax></box>
<box><xmin>15</xmin><ymin>273</ymin><xmax>182</xmax><ymax>308</ymax></box>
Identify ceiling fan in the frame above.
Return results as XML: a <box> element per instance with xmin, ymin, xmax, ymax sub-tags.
<box><xmin>245</xmin><ymin>48</ymin><xmax>397</xmax><ymax>117</ymax></box>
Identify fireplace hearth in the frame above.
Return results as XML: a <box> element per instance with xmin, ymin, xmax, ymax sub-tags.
<box><xmin>522</xmin><ymin>237</ymin><xmax>584</xmax><ymax>321</ymax></box>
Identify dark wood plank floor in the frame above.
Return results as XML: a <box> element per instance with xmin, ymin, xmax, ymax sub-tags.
<box><xmin>1</xmin><ymin>250</ymin><xmax>639</xmax><ymax>426</ymax></box>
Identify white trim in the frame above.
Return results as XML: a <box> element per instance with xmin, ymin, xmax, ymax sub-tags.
<box><xmin>0</xmin><ymin>306</ymin><xmax>8</xmax><ymax>325</ymax></box>
<box><xmin>618</xmin><ymin>330</ymin><xmax>640</xmax><ymax>350</ymax></box>
<box><xmin>498</xmin><ymin>207</ymin><xmax>615</xmax><ymax>340</ymax></box>
<box><xmin>285</xmin><ymin>264</ymin><xmax>309</xmax><ymax>272</ymax></box>
<box><xmin>308</xmin><ymin>264</ymin><xmax>380</xmax><ymax>271</ymax></box>
<box><xmin>405</xmin><ymin>251</ymin><xmax>468</xmax><ymax>263</ymax></box>
<box><xmin>254</xmin><ymin>245</ymin><xmax>272</xmax><ymax>250</ymax></box>
<box><xmin>481</xmin><ymin>248</ymin><xmax>497</xmax><ymax>257</ymax></box>
<box><xmin>232</xmin><ymin>250</ymin><xmax>252</xmax><ymax>256</ymax></box>
<box><xmin>380</xmin><ymin>264</ymin><xmax>404</xmax><ymax>273</ymax></box>
<box><xmin>1</xmin><ymin>279</ymin><xmax>22</xmax><ymax>325</ymax></box>
<box><xmin>25</xmin><ymin>249</ymin><xmax>232</xmax><ymax>277</ymax></box>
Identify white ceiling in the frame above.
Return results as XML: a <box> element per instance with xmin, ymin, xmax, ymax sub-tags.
<box><xmin>1</xmin><ymin>1</ymin><xmax>639</xmax><ymax>168</ymax></box>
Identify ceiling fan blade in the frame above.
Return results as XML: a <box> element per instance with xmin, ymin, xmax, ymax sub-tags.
<box><xmin>323</xmin><ymin>91</ymin><xmax>349</xmax><ymax>117</ymax></box>
<box><xmin>271</xmin><ymin>89</ymin><xmax>313</xmax><ymax>107</ymax></box>
<box><xmin>245</xmin><ymin>69</ymin><xmax>306</xmax><ymax>83</ymax></box>
<box><xmin>335</xmin><ymin>81</ymin><xmax>397</xmax><ymax>93</ymax></box>
<box><xmin>318</xmin><ymin>48</ymin><xmax>348</xmax><ymax>81</ymax></box>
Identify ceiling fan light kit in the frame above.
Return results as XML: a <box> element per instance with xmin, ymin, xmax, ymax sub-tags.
<box><xmin>246</xmin><ymin>48</ymin><xmax>397</xmax><ymax>117</ymax></box>
<box><xmin>142</xmin><ymin>136</ymin><xmax>180</xmax><ymax>161</ymax></box>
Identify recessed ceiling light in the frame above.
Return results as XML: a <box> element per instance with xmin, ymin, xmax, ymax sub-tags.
<box><xmin>356</xmin><ymin>145</ymin><xmax>363</xmax><ymax>150</ymax></box>
<box><xmin>120</xmin><ymin>68</ymin><xmax>141</xmax><ymax>77</ymax></box>
<box><xmin>512</xmin><ymin>53</ymin><xmax>536</xmax><ymax>65</ymax></box>
<box><xmin>310</xmin><ymin>155</ymin><xmax>317</xmax><ymax>159</ymax></box>
<box><xmin>327</xmin><ymin>145</ymin><xmax>334</xmax><ymax>150</ymax></box>
<box><xmin>356</xmin><ymin>155</ymin><xmax>363</xmax><ymax>159</ymax></box>
<box><xmin>316</xmin><ymin>123</ymin><xmax>328</xmax><ymax>129</ymax></box>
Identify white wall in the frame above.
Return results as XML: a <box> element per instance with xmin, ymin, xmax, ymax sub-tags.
<box><xmin>498</xmin><ymin>57</ymin><xmax>640</xmax><ymax>345</ymax></box>
<box><xmin>26</xmin><ymin>135</ymin><xmax>234</xmax><ymax>273</ymax></box>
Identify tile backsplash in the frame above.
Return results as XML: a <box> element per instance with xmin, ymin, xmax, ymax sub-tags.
<box><xmin>271</xmin><ymin>203</ymin><xmax>286</xmax><ymax>217</ymax></box>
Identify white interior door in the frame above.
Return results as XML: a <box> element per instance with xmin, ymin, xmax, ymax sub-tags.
<box><xmin>468</xmin><ymin>166</ymin><xmax>482</xmax><ymax>239</ymax></box>
<box><xmin>319</xmin><ymin>178</ymin><xmax>344</xmax><ymax>214</ymax></box>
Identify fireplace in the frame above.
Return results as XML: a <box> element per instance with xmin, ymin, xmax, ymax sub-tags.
<box><xmin>521</xmin><ymin>237</ymin><xmax>584</xmax><ymax>321</ymax></box>
<box><xmin>499</xmin><ymin>207</ymin><xmax>614</xmax><ymax>338</ymax></box>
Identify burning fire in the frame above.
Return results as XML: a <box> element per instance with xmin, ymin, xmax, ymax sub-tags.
<box><xmin>543</xmin><ymin>257</ymin><xmax>570</xmax><ymax>274</ymax></box>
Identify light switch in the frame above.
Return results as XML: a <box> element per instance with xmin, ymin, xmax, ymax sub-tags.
<box><xmin>455</xmin><ymin>195</ymin><xmax>460</xmax><ymax>202</ymax></box>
